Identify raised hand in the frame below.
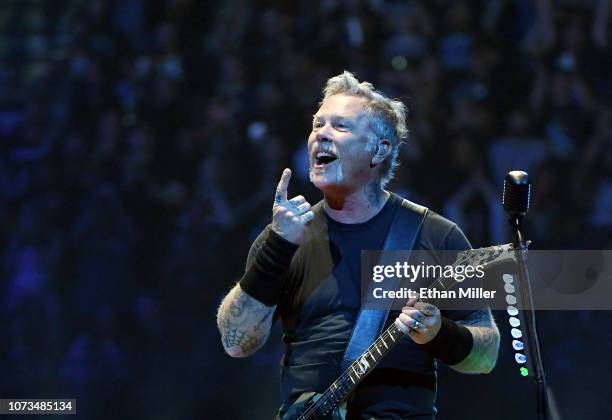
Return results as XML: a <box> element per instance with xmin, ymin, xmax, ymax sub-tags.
<box><xmin>271</xmin><ymin>168</ymin><xmax>314</xmax><ymax>245</ymax></box>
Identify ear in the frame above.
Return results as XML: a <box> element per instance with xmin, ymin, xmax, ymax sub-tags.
<box><xmin>371</xmin><ymin>139</ymin><xmax>392</xmax><ymax>166</ymax></box>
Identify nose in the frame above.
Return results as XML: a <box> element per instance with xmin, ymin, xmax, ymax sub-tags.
<box><xmin>315</xmin><ymin>122</ymin><xmax>333</xmax><ymax>142</ymax></box>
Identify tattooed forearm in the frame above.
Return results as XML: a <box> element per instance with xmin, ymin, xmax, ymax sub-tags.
<box><xmin>217</xmin><ymin>284</ymin><xmax>275</xmax><ymax>358</ymax></box>
<box><xmin>450</xmin><ymin>308</ymin><xmax>500</xmax><ymax>374</ymax></box>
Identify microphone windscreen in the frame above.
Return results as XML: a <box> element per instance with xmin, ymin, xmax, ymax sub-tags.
<box><xmin>503</xmin><ymin>171</ymin><xmax>530</xmax><ymax>215</ymax></box>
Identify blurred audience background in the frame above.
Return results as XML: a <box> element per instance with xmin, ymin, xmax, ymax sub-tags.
<box><xmin>0</xmin><ymin>0</ymin><xmax>610</xmax><ymax>418</ymax></box>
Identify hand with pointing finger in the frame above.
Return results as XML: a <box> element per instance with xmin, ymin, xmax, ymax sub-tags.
<box><xmin>272</xmin><ymin>168</ymin><xmax>314</xmax><ymax>245</ymax></box>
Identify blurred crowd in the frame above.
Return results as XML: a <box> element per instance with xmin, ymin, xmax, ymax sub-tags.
<box><xmin>0</xmin><ymin>0</ymin><xmax>610</xmax><ymax>418</ymax></box>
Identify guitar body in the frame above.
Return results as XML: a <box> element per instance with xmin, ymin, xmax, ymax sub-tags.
<box><xmin>281</xmin><ymin>392</ymin><xmax>346</xmax><ymax>420</ymax></box>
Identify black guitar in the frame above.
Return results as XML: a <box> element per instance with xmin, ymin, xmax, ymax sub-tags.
<box><xmin>281</xmin><ymin>244</ymin><xmax>515</xmax><ymax>420</ymax></box>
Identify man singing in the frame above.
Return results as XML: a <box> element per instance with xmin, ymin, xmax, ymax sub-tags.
<box><xmin>217</xmin><ymin>71</ymin><xmax>500</xmax><ymax>419</ymax></box>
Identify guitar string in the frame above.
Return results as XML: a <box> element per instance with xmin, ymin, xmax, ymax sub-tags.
<box><xmin>297</xmin><ymin>248</ymin><xmax>505</xmax><ymax>419</ymax></box>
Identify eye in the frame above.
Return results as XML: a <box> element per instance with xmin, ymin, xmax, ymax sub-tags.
<box><xmin>313</xmin><ymin>121</ymin><xmax>323</xmax><ymax>129</ymax></box>
<box><xmin>335</xmin><ymin>122</ymin><xmax>348</xmax><ymax>131</ymax></box>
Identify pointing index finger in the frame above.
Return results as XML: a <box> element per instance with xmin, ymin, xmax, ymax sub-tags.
<box><xmin>275</xmin><ymin>168</ymin><xmax>291</xmax><ymax>203</ymax></box>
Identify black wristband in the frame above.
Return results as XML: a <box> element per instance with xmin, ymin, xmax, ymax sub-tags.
<box><xmin>239</xmin><ymin>229</ymin><xmax>299</xmax><ymax>306</ymax></box>
<box><xmin>419</xmin><ymin>317</ymin><xmax>473</xmax><ymax>365</ymax></box>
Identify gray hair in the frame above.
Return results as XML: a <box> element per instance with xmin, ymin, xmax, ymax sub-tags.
<box><xmin>321</xmin><ymin>71</ymin><xmax>408</xmax><ymax>187</ymax></box>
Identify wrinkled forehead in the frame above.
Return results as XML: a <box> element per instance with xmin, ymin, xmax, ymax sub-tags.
<box><xmin>314</xmin><ymin>94</ymin><xmax>369</xmax><ymax>121</ymax></box>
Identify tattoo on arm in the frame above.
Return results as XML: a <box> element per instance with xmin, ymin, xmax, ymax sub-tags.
<box><xmin>451</xmin><ymin>308</ymin><xmax>500</xmax><ymax>374</ymax></box>
<box><xmin>217</xmin><ymin>284</ymin><xmax>275</xmax><ymax>357</ymax></box>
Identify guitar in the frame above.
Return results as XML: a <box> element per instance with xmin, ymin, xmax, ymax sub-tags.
<box><xmin>281</xmin><ymin>244</ymin><xmax>516</xmax><ymax>420</ymax></box>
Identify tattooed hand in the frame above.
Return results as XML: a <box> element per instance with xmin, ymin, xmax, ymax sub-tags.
<box><xmin>272</xmin><ymin>168</ymin><xmax>314</xmax><ymax>245</ymax></box>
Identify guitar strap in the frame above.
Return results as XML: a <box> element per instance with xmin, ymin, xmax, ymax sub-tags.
<box><xmin>340</xmin><ymin>199</ymin><xmax>428</xmax><ymax>371</ymax></box>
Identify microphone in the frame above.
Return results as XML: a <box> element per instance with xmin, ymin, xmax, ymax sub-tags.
<box><xmin>503</xmin><ymin>170</ymin><xmax>531</xmax><ymax>217</ymax></box>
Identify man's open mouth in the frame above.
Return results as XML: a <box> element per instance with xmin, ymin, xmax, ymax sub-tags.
<box><xmin>315</xmin><ymin>151</ymin><xmax>338</xmax><ymax>166</ymax></box>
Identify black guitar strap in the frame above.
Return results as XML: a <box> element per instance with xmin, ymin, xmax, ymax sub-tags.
<box><xmin>340</xmin><ymin>199</ymin><xmax>428</xmax><ymax>371</ymax></box>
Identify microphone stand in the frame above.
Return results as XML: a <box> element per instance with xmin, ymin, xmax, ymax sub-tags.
<box><xmin>508</xmin><ymin>215</ymin><xmax>549</xmax><ymax>420</ymax></box>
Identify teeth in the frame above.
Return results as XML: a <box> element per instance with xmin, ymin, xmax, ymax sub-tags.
<box><xmin>316</xmin><ymin>151</ymin><xmax>336</xmax><ymax>158</ymax></box>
